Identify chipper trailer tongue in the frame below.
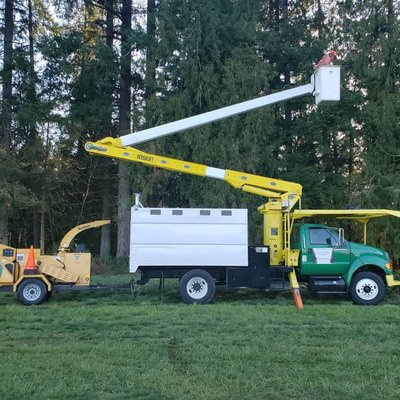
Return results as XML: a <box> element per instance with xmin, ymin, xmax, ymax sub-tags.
<box><xmin>85</xmin><ymin>60</ymin><xmax>400</xmax><ymax>307</ymax></box>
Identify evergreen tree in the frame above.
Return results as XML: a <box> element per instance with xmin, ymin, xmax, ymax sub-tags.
<box><xmin>339</xmin><ymin>0</ymin><xmax>400</xmax><ymax>253</ymax></box>
<box><xmin>132</xmin><ymin>0</ymin><xmax>279</xmax><ymax>241</ymax></box>
<box><xmin>0</xmin><ymin>0</ymin><xmax>14</xmax><ymax>244</ymax></box>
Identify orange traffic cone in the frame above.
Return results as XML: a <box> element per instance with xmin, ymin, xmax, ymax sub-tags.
<box><xmin>24</xmin><ymin>245</ymin><xmax>39</xmax><ymax>275</ymax></box>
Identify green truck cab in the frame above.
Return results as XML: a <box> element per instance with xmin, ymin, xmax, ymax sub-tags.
<box><xmin>291</xmin><ymin>223</ymin><xmax>394</xmax><ymax>305</ymax></box>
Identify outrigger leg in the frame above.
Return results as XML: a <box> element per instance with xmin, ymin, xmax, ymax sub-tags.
<box><xmin>289</xmin><ymin>270</ymin><xmax>303</xmax><ymax>310</ymax></box>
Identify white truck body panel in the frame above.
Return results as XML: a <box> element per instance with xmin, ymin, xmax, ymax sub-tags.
<box><xmin>130</xmin><ymin>207</ymin><xmax>248</xmax><ymax>272</ymax></box>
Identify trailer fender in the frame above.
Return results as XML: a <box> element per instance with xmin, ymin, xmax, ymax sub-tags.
<box><xmin>13</xmin><ymin>274</ymin><xmax>52</xmax><ymax>293</ymax></box>
<box><xmin>343</xmin><ymin>257</ymin><xmax>389</xmax><ymax>286</ymax></box>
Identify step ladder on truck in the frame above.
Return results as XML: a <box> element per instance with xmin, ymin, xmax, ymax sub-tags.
<box><xmin>85</xmin><ymin>57</ymin><xmax>400</xmax><ymax>307</ymax></box>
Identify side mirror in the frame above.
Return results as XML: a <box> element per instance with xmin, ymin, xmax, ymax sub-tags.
<box><xmin>338</xmin><ymin>228</ymin><xmax>345</xmax><ymax>246</ymax></box>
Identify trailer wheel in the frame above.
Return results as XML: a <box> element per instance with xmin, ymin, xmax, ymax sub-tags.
<box><xmin>179</xmin><ymin>269</ymin><xmax>215</xmax><ymax>304</ymax></box>
<box><xmin>17</xmin><ymin>279</ymin><xmax>48</xmax><ymax>306</ymax></box>
<box><xmin>349</xmin><ymin>272</ymin><xmax>385</xmax><ymax>305</ymax></box>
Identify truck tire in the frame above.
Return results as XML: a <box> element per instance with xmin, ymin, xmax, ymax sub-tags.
<box><xmin>17</xmin><ymin>279</ymin><xmax>48</xmax><ymax>306</ymax></box>
<box><xmin>349</xmin><ymin>271</ymin><xmax>385</xmax><ymax>305</ymax></box>
<box><xmin>179</xmin><ymin>269</ymin><xmax>215</xmax><ymax>304</ymax></box>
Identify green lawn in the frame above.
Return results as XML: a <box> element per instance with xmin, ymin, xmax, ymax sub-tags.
<box><xmin>1</xmin><ymin>276</ymin><xmax>400</xmax><ymax>400</ymax></box>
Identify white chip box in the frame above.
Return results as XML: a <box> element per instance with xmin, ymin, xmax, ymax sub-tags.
<box><xmin>130</xmin><ymin>207</ymin><xmax>248</xmax><ymax>272</ymax></box>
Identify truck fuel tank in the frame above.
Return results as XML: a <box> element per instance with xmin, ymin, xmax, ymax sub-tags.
<box><xmin>309</xmin><ymin>276</ymin><xmax>347</xmax><ymax>294</ymax></box>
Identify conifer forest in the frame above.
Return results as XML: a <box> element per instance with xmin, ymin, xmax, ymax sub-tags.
<box><xmin>0</xmin><ymin>0</ymin><xmax>399</xmax><ymax>260</ymax></box>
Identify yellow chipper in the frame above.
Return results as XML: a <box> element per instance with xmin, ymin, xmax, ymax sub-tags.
<box><xmin>0</xmin><ymin>220</ymin><xmax>110</xmax><ymax>305</ymax></box>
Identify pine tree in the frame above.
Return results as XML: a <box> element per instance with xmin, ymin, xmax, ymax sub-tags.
<box><xmin>117</xmin><ymin>0</ymin><xmax>133</xmax><ymax>258</ymax></box>
<box><xmin>129</xmin><ymin>0</ymin><xmax>279</xmax><ymax>241</ymax></box>
<box><xmin>0</xmin><ymin>0</ymin><xmax>14</xmax><ymax>244</ymax></box>
<box><xmin>338</xmin><ymin>0</ymin><xmax>400</xmax><ymax>253</ymax></box>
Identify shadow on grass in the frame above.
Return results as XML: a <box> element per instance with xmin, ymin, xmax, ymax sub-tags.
<box><xmin>19</xmin><ymin>273</ymin><xmax>398</xmax><ymax>308</ymax></box>
<box><xmin>1</xmin><ymin>271</ymin><xmax>400</xmax><ymax>308</ymax></box>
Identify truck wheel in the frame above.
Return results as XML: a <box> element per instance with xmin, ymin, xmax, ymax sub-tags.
<box><xmin>179</xmin><ymin>269</ymin><xmax>215</xmax><ymax>304</ymax></box>
<box><xmin>17</xmin><ymin>279</ymin><xmax>48</xmax><ymax>306</ymax></box>
<box><xmin>349</xmin><ymin>272</ymin><xmax>385</xmax><ymax>305</ymax></box>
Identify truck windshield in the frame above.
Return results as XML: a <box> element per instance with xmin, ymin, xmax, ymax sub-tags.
<box><xmin>309</xmin><ymin>227</ymin><xmax>340</xmax><ymax>246</ymax></box>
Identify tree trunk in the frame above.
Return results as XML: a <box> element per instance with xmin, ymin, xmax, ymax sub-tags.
<box><xmin>281</xmin><ymin>0</ymin><xmax>291</xmax><ymax>126</ymax></box>
<box><xmin>100</xmin><ymin>178</ymin><xmax>111</xmax><ymax>258</ymax></box>
<box><xmin>1</xmin><ymin>0</ymin><xmax>13</xmax><ymax>151</ymax></box>
<box><xmin>317</xmin><ymin>0</ymin><xmax>322</xmax><ymax>35</ymax></box>
<box><xmin>40</xmin><ymin>196</ymin><xmax>45</xmax><ymax>253</ymax></box>
<box><xmin>145</xmin><ymin>0</ymin><xmax>156</xmax><ymax>102</ymax></box>
<box><xmin>282</xmin><ymin>0</ymin><xmax>288</xmax><ymax>20</ymax></box>
<box><xmin>117</xmin><ymin>0</ymin><xmax>132</xmax><ymax>258</ymax></box>
<box><xmin>348</xmin><ymin>130</ymin><xmax>353</xmax><ymax>183</ymax></box>
<box><xmin>27</xmin><ymin>0</ymin><xmax>37</xmax><ymax>143</ymax></box>
<box><xmin>33</xmin><ymin>208</ymin><xmax>40</xmax><ymax>247</ymax></box>
<box><xmin>106</xmin><ymin>0</ymin><xmax>114</xmax><ymax>47</ymax></box>
<box><xmin>0</xmin><ymin>0</ymin><xmax>14</xmax><ymax>244</ymax></box>
<box><xmin>100</xmin><ymin>0</ymin><xmax>114</xmax><ymax>259</ymax></box>
<box><xmin>386</xmin><ymin>0</ymin><xmax>395</xmax><ymax>92</ymax></box>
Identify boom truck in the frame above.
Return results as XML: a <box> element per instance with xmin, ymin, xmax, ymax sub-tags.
<box><xmin>85</xmin><ymin>63</ymin><xmax>400</xmax><ymax>308</ymax></box>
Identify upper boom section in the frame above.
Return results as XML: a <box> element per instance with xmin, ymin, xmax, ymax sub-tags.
<box><xmin>120</xmin><ymin>66</ymin><xmax>340</xmax><ymax>147</ymax></box>
<box><xmin>121</xmin><ymin>84</ymin><xmax>313</xmax><ymax>146</ymax></box>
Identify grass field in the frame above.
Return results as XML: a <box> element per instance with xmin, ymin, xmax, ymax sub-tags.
<box><xmin>1</xmin><ymin>275</ymin><xmax>400</xmax><ymax>400</ymax></box>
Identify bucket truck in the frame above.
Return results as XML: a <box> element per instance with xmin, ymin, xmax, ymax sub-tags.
<box><xmin>84</xmin><ymin>64</ymin><xmax>400</xmax><ymax>307</ymax></box>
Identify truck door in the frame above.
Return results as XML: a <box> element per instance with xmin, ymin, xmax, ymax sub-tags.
<box><xmin>300</xmin><ymin>226</ymin><xmax>350</xmax><ymax>275</ymax></box>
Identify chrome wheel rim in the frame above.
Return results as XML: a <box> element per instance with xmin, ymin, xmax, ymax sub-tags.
<box><xmin>23</xmin><ymin>284</ymin><xmax>42</xmax><ymax>301</ymax></box>
<box><xmin>355</xmin><ymin>278</ymin><xmax>378</xmax><ymax>300</ymax></box>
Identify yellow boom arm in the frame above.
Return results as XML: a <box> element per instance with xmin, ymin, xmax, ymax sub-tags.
<box><xmin>85</xmin><ymin>137</ymin><xmax>302</xmax><ymax>210</ymax></box>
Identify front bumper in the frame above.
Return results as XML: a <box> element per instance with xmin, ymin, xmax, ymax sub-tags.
<box><xmin>386</xmin><ymin>275</ymin><xmax>400</xmax><ymax>287</ymax></box>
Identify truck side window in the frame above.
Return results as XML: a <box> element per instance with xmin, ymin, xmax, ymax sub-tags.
<box><xmin>309</xmin><ymin>228</ymin><xmax>339</xmax><ymax>246</ymax></box>
<box><xmin>290</xmin><ymin>225</ymin><xmax>300</xmax><ymax>248</ymax></box>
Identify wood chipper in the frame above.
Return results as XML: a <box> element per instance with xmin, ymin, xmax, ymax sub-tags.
<box><xmin>0</xmin><ymin>220</ymin><xmax>110</xmax><ymax>305</ymax></box>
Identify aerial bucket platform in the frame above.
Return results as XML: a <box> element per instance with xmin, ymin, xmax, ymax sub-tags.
<box><xmin>313</xmin><ymin>66</ymin><xmax>341</xmax><ymax>105</ymax></box>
